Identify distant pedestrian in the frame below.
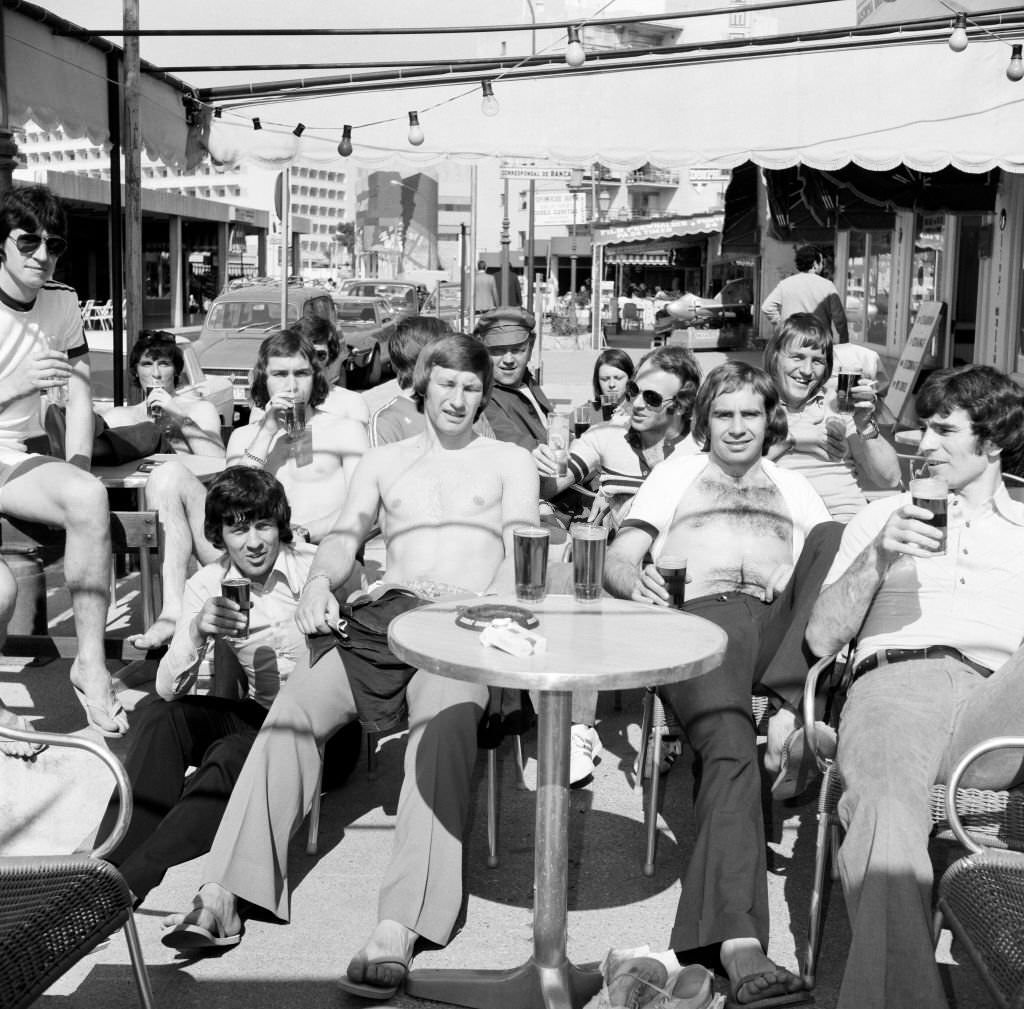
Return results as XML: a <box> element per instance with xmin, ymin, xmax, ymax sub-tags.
<box><xmin>762</xmin><ymin>245</ymin><xmax>850</xmax><ymax>343</ymax></box>
<box><xmin>473</xmin><ymin>259</ymin><xmax>498</xmax><ymax>314</ymax></box>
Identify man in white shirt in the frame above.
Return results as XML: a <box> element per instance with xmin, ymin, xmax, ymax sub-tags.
<box><xmin>0</xmin><ymin>184</ymin><xmax>124</xmax><ymax>735</ymax></box>
<box><xmin>102</xmin><ymin>468</ymin><xmax>315</xmax><ymax>907</ymax></box>
<box><xmin>806</xmin><ymin>364</ymin><xmax>1024</xmax><ymax>1009</ymax></box>
<box><xmin>762</xmin><ymin>245</ymin><xmax>849</xmax><ymax>343</ymax></box>
<box><xmin>604</xmin><ymin>362</ymin><xmax>839</xmax><ymax>1008</ymax></box>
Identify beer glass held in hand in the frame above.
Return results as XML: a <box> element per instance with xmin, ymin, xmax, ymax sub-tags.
<box><xmin>513</xmin><ymin>527</ymin><xmax>550</xmax><ymax>602</ymax></box>
<box><xmin>909</xmin><ymin>477</ymin><xmax>949</xmax><ymax>553</ymax></box>
<box><xmin>548</xmin><ymin>411</ymin><xmax>571</xmax><ymax>478</ymax></box>
<box><xmin>221</xmin><ymin>577</ymin><xmax>252</xmax><ymax>636</ymax></box>
<box><xmin>571</xmin><ymin>524</ymin><xmax>608</xmax><ymax>602</ymax></box>
<box><xmin>656</xmin><ymin>555</ymin><xmax>688</xmax><ymax>610</ymax></box>
<box><xmin>835</xmin><ymin>369</ymin><xmax>862</xmax><ymax>414</ymax></box>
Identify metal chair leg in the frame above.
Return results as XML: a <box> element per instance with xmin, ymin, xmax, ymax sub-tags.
<box><xmin>122</xmin><ymin>913</ymin><xmax>155</xmax><ymax>1009</ymax></box>
<box><xmin>513</xmin><ymin>732</ymin><xmax>528</xmax><ymax>791</ymax></box>
<box><xmin>635</xmin><ymin>687</ymin><xmax>654</xmax><ymax>792</ymax></box>
<box><xmin>803</xmin><ymin>792</ymin><xmax>833</xmax><ymax>987</ymax></box>
<box><xmin>643</xmin><ymin>692</ymin><xmax>668</xmax><ymax>877</ymax></box>
<box><xmin>306</xmin><ymin>749</ymin><xmax>325</xmax><ymax>855</ymax></box>
<box><xmin>487</xmin><ymin>748</ymin><xmax>500</xmax><ymax>868</ymax></box>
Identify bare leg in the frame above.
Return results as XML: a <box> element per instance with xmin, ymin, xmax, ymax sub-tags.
<box><xmin>130</xmin><ymin>460</ymin><xmax>219</xmax><ymax>649</ymax></box>
<box><xmin>0</xmin><ymin>557</ymin><xmax>42</xmax><ymax>757</ymax></box>
<box><xmin>0</xmin><ymin>461</ymin><xmax>124</xmax><ymax>734</ymax></box>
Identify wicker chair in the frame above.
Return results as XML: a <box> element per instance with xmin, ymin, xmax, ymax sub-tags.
<box><xmin>935</xmin><ymin>737</ymin><xmax>1024</xmax><ymax>1009</ymax></box>
<box><xmin>800</xmin><ymin>656</ymin><xmax>1024</xmax><ymax>989</ymax></box>
<box><xmin>0</xmin><ymin>725</ymin><xmax>154</xmax><ymax>1009</ymax></box>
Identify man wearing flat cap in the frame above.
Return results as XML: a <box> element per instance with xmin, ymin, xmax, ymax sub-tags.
<box><xmin>474</xmin><ymin>307</ymin><xmax>553</xmax><ymax>450</ymax></box>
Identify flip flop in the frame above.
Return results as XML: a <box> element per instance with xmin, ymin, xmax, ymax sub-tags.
<box><xmin>161</xmin><ymin>907</ymin><xmax>243</xmax><ymax>952</ymax></box>
<box><xmin>726</xmin><ymin>969</ymin><xmax>813</xmax><ymax>1008</ymax></box>
<box><xmin>607</xmin><ymin>956</ymin><xmax>669</xmax><ymax>1008</ymax></box>
<box><xmin>667</xmin><ymin>963</ymin><xmax>715</xmax><ymax>1009</ymax></box>
<box><xmin>770</xmin><ymin>723</ymin><xmax>835</xmax><ymax>801</ymax></box>
<box><xmin>71</xmin><ymin>681</ymin><xmax>129</xmax><ymax>738</ymax></box>
<box><xmin>338</xmin><ymin>953</ymin><xmax>409</xmax><ymax>1001</ymax></box>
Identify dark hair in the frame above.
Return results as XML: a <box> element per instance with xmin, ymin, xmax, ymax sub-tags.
<box><xmin>691</xmin><ymin>361</ymin><xmax>788</xmax><ymax>456</ymax></box>
<box><xmin>916</xmin><ymin>365</ymin><xmax>1024</xmax><ymax>475</ymax></box>
<box><xmin>411</xmin><ymin>333</ymin><xmax>494</xmax><ymax>420</ymax></box>
<box><xmin>129</xmin><ymin>330</ymin><xmax>185</xmax><ymax>389</ymax></box>
<box><xmin>0</xmin><ymin>184</ymin><xmax>67</xmax><ymax>247</ymax></box>
<box><xmin>289</xmin><ymin>314</ymin><xmax>340</xmax><ymax>365</ymax></box>
<box><xmin>590</xmin><ymin>348</ymin><xmax>636</xmax><ymax>404</ymax></box>
<box><xmin>795</xmin><ymin>245</ymin><xmax>823</xmax><ymax>273</ymax></box>
<box><xmin>477</xmin><ymin>259</ymin><xmax>487</xmax><ymax>271</ymax></box>
<box><xmin>389</xmin><ymin>315</ymin><xmax>452</xmax><ymax>389</ymax></box>
<box><xmin>763</xmin><ymin>313</ymin><xmax>833</xmax><ymax>402</ymax></box>
<box><xmin>204</xmin><ymin>467</ymin><xmax>293</xmax><ymax>550</ymax></box>
<box><xmin>249</xmin><ymin>329</ymin><xmax>329</xmax><ymax>409</ymax></box>
<box><xmin>635</xmin><ymin>345</ymin><xmax>703</xmax><ymax>434</ymax></box>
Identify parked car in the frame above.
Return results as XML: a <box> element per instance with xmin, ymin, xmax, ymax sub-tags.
<box><xmin>191</xmin><ymin>279</ymin><xmax>337</xmax><ymax>421</ymax></box>
<box><xmin>88</xmin><ymin>330</ymin><xmax>234</xmax><ymax>428</ymax></box>
<box><xmin>651</xmin><ymin>294</ymin><xmax>744</xmax><ymax>351</ymax></box>
<box><xmin>333</xmin><ymin>295</ymin><xmax>397</xmax><ymax>388</ymax></box>
<box><xmin>421</xmin><ymin>281</ymin><xmax>467</xmax><ymax>332</ymax></box>
<box><xmin>338</xmin><ymin>279</ymin><xmax>420</xmax><ymax>320</ymax></box>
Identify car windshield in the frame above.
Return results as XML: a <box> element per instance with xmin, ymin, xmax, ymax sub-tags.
<box><xmin>206</xmin><ymin>299</ymin><xmax>299</xmax><ymax>331</ymax></box>
<box><xmin>335</xmin><ymin>300</ymin><xmax>377</xmax><ymax>324</ymax></box>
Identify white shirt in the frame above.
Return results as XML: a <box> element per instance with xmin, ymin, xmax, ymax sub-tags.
<box><xmin>156</xmin><ymin>542</ymin><xmax>314</xmax><ymax>707</ymax></box>
<box><xmin>824</xmin><ymin>485</ymin><xmax>1024</xmax><ymax>672</ymax></box>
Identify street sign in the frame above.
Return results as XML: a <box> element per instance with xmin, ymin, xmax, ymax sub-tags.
<box><xmin>884</xmin><ymin>300</ymin><xmax>944</xmax><ymax>423</ymax></box>
<box><xmin>499</xmin><ymin>161</ymin><xmax>574</xmax><ymax>181</ymax></box>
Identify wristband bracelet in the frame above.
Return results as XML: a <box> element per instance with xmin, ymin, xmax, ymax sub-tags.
<box><xmin>243</xmin><ymin>447</ymin><xmax>267</xmax><ymax>467</ymax></box>
<box><xmin>304</xmin><ymin>570</ymin><xmax>332</xmax><ymax>593</ymax></box>
<box><xmin>857</xmin><ymin>419</ymin><xmax>880</xmax><ymax>441</ymax></box>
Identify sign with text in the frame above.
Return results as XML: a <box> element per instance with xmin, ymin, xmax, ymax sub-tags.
<box><xmin>500</xmin><ymin>160</ymin><xmax>574</xmax><ymax>181</ymax></box>
<box><xmin>883</xmin><ymin>300</ymin><xmax>944</xmax><ymax>423</ymax></box>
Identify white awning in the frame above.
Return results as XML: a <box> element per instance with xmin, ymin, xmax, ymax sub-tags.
<box><xmin>202</xmin><ymin>39</ymin><xmax>1024</xmax><ymax>174</ymax></box>
<box><xmin>5</xmin><ymin>5</ymin><xmax>191</xmax><ymax>167</ymax></box>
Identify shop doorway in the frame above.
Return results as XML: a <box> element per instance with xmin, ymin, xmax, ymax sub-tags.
<box><xmin>948</xmin><ymin>214</ymin><xmax>983</xmax><ymax>367</ymax></box>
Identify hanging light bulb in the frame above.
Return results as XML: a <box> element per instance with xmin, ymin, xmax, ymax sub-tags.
<box><xmin>292</xmin><ymin>123</ymin><xmax>306</xmax><ymax>138</ymax></box>
<box><xmin>565</xmin><ymin>26</ymin><xmax>585</xmax><ymax>67</ymax></box>
<box><xmin>252</xmin><ymin>117</ymin><xmax>262</xmax><ymax>130</ymax></box>
<box><xmin>1008</xmin><ymin>44</ymin><xmax>1024</xmax><ymax>82</ymax></box>
<box><xmin>338</xmin><ymin>125</ymin><xmax>353</xmax><ymax>157</ymax></box>
<box><xmin>407</xmin><ymin>111</ymin><xmax>424</xmax><ymax>146</ymax></box>
<box><xmin>481</xmin><ymin>80</ymin><xmax>500</xmax><ymax>117</ymax></box>
<box><xmin>948</xmin><ymin>12</ymin><xmax>968</xmax><ymax>53</ymax></box>
<box><xmin>213</xmin><ymin>107</ymin><xmax>222</xmax><ymax>119</ymax></box>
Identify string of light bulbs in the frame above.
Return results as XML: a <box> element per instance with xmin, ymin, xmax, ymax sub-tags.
<box><xmin>941</xmin><ymin>1</ymin><xmax>1024</xmax><ymax>80</ymax></box>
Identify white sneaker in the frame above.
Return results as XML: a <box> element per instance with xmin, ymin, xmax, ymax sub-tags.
<box><xmin>569</xmin><ymin>723</ymin><xmax>603</xmax><ymax>786</ymax></box>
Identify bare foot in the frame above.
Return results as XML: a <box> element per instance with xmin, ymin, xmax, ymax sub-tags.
<box><xmin>721</xmin><ymin>937</ymin><xmax>806</xmax><ymax>1005</ymax></box>
<box><xmin>128</xmin><ymin>616</ymin><xmax>177</xmax><ymax>651</ymax></box>
<box><xmin>345</xmin><ymin>919</ymin><xmax>417</xmax><ymax>989</ymax></box>
<box><xmin>0</xmin><ymin>705</ymin><xmax>45</xmax><ymax>758</ymax></box>
<box><xmin>70</xmin><ymin>660</ymin><xmax>128</xmax><ymax>736</ymax></box>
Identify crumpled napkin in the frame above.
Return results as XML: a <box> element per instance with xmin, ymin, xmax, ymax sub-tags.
<box><xmin>582</xmin><ymin>945</ymin><xmax>723</xmax><ymax>1009</ymax></box>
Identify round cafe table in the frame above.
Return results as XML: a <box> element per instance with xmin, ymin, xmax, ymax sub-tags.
<box><xmin>388</xmin><ymin>593</ymin><xmax>727</xmax><ymax>1009</ymax></box>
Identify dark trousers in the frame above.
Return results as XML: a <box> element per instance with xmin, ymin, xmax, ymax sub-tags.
<box><xmin>662</xmin><ymin>520</ymin><xmax>842</xmax><ymax>957</ymax></box>
<box><xmin>102</xmin><ymin>694</ymin><xmax>268</xmax><ymax>902</ymax></box>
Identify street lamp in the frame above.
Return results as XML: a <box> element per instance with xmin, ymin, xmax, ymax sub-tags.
<box><xmin>566</xmin><ymin>167</ymin><xmax>586</xmax><ymax>303</ymax></box>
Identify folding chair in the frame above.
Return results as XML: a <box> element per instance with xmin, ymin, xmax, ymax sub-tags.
<box><xmin>0</xmin><ymin>725</ymin><xmax>154</xmax><ymax>1009</ymax></box>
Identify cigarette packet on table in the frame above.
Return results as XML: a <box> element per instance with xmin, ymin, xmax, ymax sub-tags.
<box><xmin>479</xmin><ymin>618</ymin><xmax>547</xmax><ymax>657</ymax></box>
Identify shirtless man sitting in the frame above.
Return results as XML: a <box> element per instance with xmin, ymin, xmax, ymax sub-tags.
<box><xmin>103</xmin><ymin>329</ymin><xmax>223</xmax><ymax>456</ymax></box>
<box><xmin>604</xmin><ymin>361</ymin><xmax>841</xmax><ymax>1008</ymax></box>
<box><xmin>162</xmin><ymin>334</ymin><xmax>538</xmax><ymax>1002</ymax></box>
<box><xmin>129</xmin><ymin>329</ymin><xmax>367</xmax><ymax>649</ymax></box>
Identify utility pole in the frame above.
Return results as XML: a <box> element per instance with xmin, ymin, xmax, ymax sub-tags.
<box><xmin>123</xmin><ymin>0</ymin><xmax>143</xmax><ymax>386</ymax></box>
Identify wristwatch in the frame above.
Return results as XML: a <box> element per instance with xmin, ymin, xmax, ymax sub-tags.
<box><xmin>292</xmin><ymin>525</ymin><xmax>311</xmax><ymax>542</ymax></box>
<box><xmin>858</xmin><ymin>418</ymin><xmax>880</xmax><ymax>440</ymax></box>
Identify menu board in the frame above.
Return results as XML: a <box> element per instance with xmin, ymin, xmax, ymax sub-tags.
<box><xmin>883</xmin><ymin>301</ymin><xmax>944</xmax><ymax>423</ymax></box>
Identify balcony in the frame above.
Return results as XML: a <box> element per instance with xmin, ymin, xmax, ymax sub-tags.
<box><xmin>624</xmin><ymin>168</ymin><xmax>680</xmax><ymax>188</ymax></box>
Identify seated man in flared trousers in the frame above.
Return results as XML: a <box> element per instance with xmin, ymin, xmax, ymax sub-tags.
<box><xmin>162</xmin><ymin>334</ymin><xmax>538</xmax><ymax>1001</ymax></box>
<box><xmin>806</xmin><ymin>364</ymin><xmax>1024</xmax><ymax>1009</ymax></box>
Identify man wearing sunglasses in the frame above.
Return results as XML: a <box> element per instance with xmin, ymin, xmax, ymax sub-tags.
<box><xmin>605</xmin><ymin>361</ymin><xmax>841</xmax><ymax>1008</ymax></box>
<box><xmin>533</xmin><ymin>345</ymin><xmax>703</xmax><ymax>783</ymax></box>
<box><xmin>0</xmin><ymin>184</ymin><xmax>126</xmax><ymax>736</ymax></box>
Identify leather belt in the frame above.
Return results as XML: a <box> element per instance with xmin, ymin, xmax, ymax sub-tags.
<box><xmin>852</xmin><ymin>645</ymin><xmax>992</xmax><ymax>682</ymax></box>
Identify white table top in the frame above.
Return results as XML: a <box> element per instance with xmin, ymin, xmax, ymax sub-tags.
<box><xmin>388</xmin><ymin>593</ymin><xmax>726</xmax><ymax>693</ymax></box>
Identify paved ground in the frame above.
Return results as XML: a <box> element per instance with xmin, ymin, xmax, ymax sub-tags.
<box><xmin>0</xmin><ymin>342</ymin><xmax>994</xmax><ymax>1008</ymax></box>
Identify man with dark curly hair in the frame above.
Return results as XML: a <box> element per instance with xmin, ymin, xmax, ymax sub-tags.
<box><xmin>807</xmin><ymin>364</ymin><xmax>1024</xmax><ymax>1009</ymax></box>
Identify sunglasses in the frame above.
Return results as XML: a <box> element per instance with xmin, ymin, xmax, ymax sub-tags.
<box><xmin>313</xmin><ymin>348</ymin><xmax>331</xmax><ymax>363</ymax></box>
<box><xmin>626</xmin><ymin>380</ymin><xmax>671</xmax><ymax>410</ymax></box>
<box><xmin>10</xmin><ymin>233</ymin><xmax>68</xmax><ymax>257</ymax></box>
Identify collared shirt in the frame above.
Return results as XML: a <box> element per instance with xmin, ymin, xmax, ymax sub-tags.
<box><xmin>484</xmin><ymin>372</ymin><xmax>553</xmax><ymax>450</ymax></box>
<box><xmin>824</xmin><ymin>485</ymin><xmax>1024</xmax><ymax>671</ymax></box>
<box><xmin>156</xmin><ymin>542</ymin><xmax>315</xmax><ymax>707</ymax></box>
<box><xmin>568</xmin><ymin>422</ymin><xmax>698</xmax><ymax>526</ymax></box>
